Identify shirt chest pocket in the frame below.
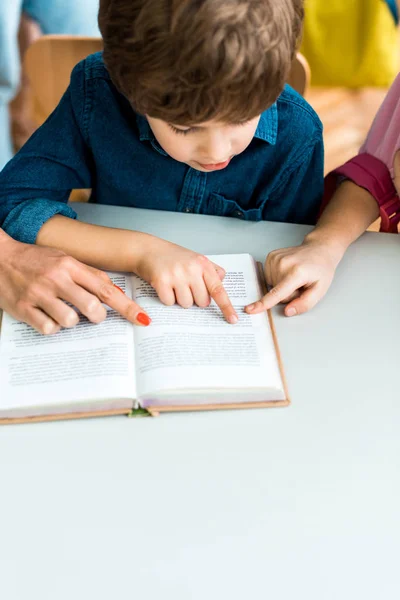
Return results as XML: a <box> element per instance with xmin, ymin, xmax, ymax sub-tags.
<box><xmin>204</xmin><ymin>192</ymin><xmax>269</xmax><ymax>221</ymax></box>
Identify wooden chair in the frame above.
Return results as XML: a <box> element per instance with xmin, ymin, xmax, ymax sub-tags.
<box><xmin>25</xmin><ymin>35</ymin><xmax>311</xmax><ymax>125</ymax></box>
<box><xmin>288</xmin><ymin>52</ymin><xmax>311</xmax><ymax>97</ymax></box>
<box><xmin>24</xmin><ymin>35</ymin><xmax>103</xmax><ymax>127</ymax></box>
<box><xmin>25</xmin><ymin>36</ymin><xmax>102</xmax><ymax>201</ymax></box>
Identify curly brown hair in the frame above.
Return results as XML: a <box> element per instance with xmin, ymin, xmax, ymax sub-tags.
<box><xmin>99</xmin><ymin>0</ymin><xmax>304</xmax><ymax>125</ymax></box>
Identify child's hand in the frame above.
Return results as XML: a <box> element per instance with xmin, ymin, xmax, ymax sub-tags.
<box><xmin>135</xmin><ymin>238</ymin><xmax>238</xmax><ymax>323</ymax></box>
<box><xmin>245</xmin><ymin>238</ymin><xmax>344</xmax><ymax>317</ymax></box>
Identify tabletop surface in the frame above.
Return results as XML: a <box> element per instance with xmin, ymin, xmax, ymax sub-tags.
<box><xmin>1</xmin><ymin>203</ymin><xmax>399</xmax><ymax>600</ymax></box>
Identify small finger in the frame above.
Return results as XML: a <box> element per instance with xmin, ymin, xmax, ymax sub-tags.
<box><xmin>245</xmin><ymin>273</ymin><xmax>303</xmax><ymax>313</ymax></box>
<box><xmin>211</xmin><ymin>262</ymin><xmax>226</xmax><ymax>281</ymax></box>
<box><xmin>190</xmin><ymin>280</ymin><xmax>211</xmax><ymax>307</ymax></box>
<box><xmin>284</xmin><ymin>284</ymin><xmax>326</xmax><ymax>317</ymax></box>
<box><xmin>203</xmin><ymin>263</ymin><xmax>238</xmax><ymax>324</ymax></box>
<box><xmin>174</xmin><ymin>285</ymin><xmax>194</xmax><ymax>309</ymax></box>
<box><xmin>155</xmin><ymin>282</ymin><xmax>176</xmax><ymax>306</ymax></box>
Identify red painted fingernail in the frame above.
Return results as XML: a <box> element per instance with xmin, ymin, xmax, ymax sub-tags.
<box><xmin>137</xmin><ymin>312</ymin><xmax>151</xmax><ymax>326</ymax></box>
<box><xmin>113</xmin><ymin>284</ymin><xmax>125</xmax><ymax>294</ymax></box>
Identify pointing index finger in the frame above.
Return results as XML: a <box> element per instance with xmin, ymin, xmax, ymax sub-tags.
<box><xmin>245</xmin><ymin>273</ymin><xmax>303</xmax><ymax>313</ymax></box>
<box><xmin>72</xmin><ymin>264</ymin><xmax>151</xmax><ymax>326</ymax></box>
<box><xmin>101</xmin><ymin>282</ymin><xmax>151</xmax><ymax>326</ymax></box>
<box><xmin>203</xmin><ymin>263</ymin><xmax>238</xmax><ymax>324</ymax></box>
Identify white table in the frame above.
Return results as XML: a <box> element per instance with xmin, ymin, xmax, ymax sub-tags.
<box><xmin>1</xmin><ymin>204</ymin><xmax>400</xmax><ymax>600</ymax></box>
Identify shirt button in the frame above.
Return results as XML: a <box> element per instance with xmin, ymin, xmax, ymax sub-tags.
<box><xmin>184</xmin><ymin>207</ymin><xmax>193</xmax><ymax>213</ymax></box>
<box><xmin>232</xmin><ymin>209</ymin><xmax>244</xmax><ymax>219</ymax></box>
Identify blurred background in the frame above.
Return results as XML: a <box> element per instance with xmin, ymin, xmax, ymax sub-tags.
<box><xmin>301</xmin><ymin>0</ymin><xmax>400</xmax><ymax>174</ymax></box>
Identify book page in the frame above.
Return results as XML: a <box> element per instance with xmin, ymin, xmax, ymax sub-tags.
<box><xmin>0</xmin><ymin>274</ymin><xmax>136</xmax><ymax>418</ymax></box>
<box><xmin>132</xmin><ymin>254</ymin><xmax>285</xmax><ymax>404</ymax></box>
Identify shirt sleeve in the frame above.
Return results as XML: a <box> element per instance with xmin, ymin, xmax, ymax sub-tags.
<box><xmin>266</xmin><ymin>134</ymin><xmax>324</xmax><ymax>226</ymax></box>
<box><xmin>0</xmin><ymin>61</ymin><xmax>92</xmax><ymax>244</ymax></box>
<box><xmin>322</xmin><ymin>73</ymin><xmax>400</xmax><ymax>232</ymax></box>
<box><xmin>360</xmin><ymin>72</ymin><xmax>400</xmax><ymax>177</ymax></box>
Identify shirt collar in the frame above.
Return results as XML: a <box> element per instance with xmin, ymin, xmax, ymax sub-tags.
<box><xmin>253</xmin><ymin>103</ymin><xmax>278</xmax><ymax>145</ymax></box>
<box><xmin>135</xmin><ymin>113</ymin><xmax>152</xmax><ymax>141</ymax></box>
<box><xmin>135</xmin><ymin>104</ymin><xmax>278</xmax><ymax>151</ymax></box>
<box><xmin>135</xmin><ymin>113</ymin><xmax>168</xmax><ymax>156</ymax></box>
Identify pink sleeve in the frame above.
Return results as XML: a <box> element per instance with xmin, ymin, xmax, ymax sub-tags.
<box><xmin>360</xmin><ymin>72</ymin><xmax>400</xmax><ymax>178</ymax></box>
<box><xmin>322</xmin><ymin>73</ymin><xmax>400</xmax><ymax>233</ymax></box>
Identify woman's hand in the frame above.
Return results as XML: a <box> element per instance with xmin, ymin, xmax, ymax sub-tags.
<box><xmin>0</xmin><ymin>233</ymin><xmax>151</xmax><ymax>334</ymax></box>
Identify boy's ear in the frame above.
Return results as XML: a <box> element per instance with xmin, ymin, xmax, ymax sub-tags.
<box><xmin>393</xmin><ymin>150</ymin><xmax>400</xmax><ymax>197</ymax></box>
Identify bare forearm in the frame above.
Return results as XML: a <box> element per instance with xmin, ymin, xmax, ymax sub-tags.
<box><xmin>36</xmin><ymin>215</ymin><xmax>153</xmax><ymax>272</ymax></box>
<box><xmin>304</xmin><ymin>180</ymin><xmax>379</xmax><ymax>256</ymax></box>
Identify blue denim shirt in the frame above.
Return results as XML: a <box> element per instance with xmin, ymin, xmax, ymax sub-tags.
<box><xmin>0</xmin><ymin>52</ymin><xmax>324</xmax><ymax>244</ymax></box>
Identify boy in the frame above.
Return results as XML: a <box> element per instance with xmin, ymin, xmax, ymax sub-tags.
<box><xmin>0</xmin><ymin>0</ymin><xmax>358</xmax><ymax>333</ymax></box>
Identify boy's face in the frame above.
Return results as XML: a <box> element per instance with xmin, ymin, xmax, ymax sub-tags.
<box><xmin>146</xmin><ymin>115</ymin><xmax>260</xmax><ymax>172</ymax></box>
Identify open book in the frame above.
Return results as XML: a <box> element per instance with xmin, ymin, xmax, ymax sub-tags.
<box><xmin>0</xmin><ymin>254</ymin><xmax>289</xmax><ymax>424</ymax></box>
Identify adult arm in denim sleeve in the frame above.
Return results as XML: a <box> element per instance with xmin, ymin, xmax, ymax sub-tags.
<box><xmin>0</xmin><ymin>62</ymin><xmax>92</xmax><ymax>244</ymax></box>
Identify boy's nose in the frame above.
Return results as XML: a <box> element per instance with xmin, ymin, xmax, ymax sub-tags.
<box><xmin>200</xmin><ymin>135</ymin><xmax>231</xmax><ymax>163</ymax></box>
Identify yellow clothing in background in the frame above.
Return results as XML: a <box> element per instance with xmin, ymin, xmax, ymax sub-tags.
<box><xmin>301</xmin><ymin>0</ymin><xmax>399</xmax><ymax>87</ymax></box>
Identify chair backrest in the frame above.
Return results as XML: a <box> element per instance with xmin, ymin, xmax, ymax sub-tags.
<box><xmin>287</xmin><ymin>52</ymin><xmax>311</xmax><ymax>97</ymax></box>
<box><xmin>25</xmin><ymin>35</ymin><xmax>103</xmax><ymax>125</ymax></box>
<box><xmin>25</xmin><ymin>35</ymin><xmax>311</xmax><ymax>125</ymax></box>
